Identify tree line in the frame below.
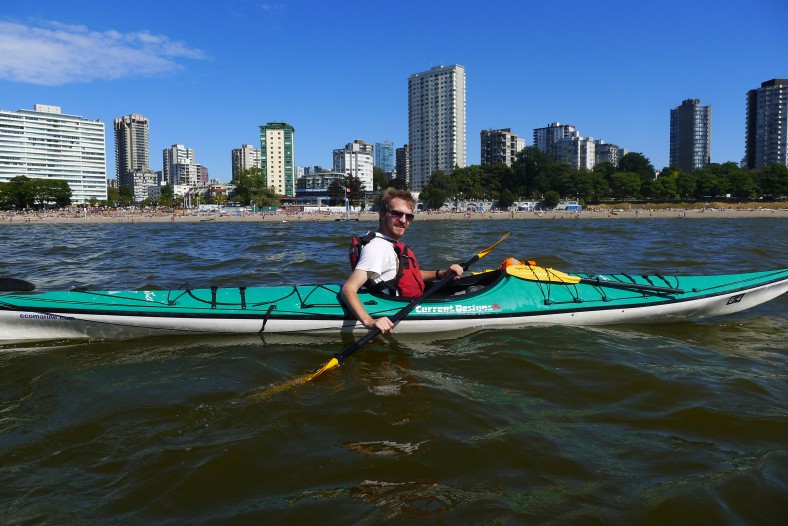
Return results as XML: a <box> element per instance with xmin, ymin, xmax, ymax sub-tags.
<box><xmin>2</xmin><ymin>152</ymin><xmax>786</xmax><ymax>211</ymax></box>
<box><xmin>0</xmin><ymin>176</ymin><xmax>72</xmax><ymax>209</ymax></box>
<box><xmin>420</xmin><ymin>147</ymin><xmax>788</xmax><ymax>210</ymax></box>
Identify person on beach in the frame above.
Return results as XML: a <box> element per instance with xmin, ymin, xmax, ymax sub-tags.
<box><xmin>340</xmin><ymin>188</ymin><xmax>463</xmax><ymax>334</ymax></box>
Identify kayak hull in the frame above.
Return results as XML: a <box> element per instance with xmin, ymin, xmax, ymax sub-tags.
<box><xmin>1</xmin><ymin>268</ymin><xmax>786</xmax><ymax>342</ymax></box>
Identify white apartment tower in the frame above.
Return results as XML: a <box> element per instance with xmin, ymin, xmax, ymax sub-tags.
<box><xmin>533</xmin><ymin>122</ymin><xmax>579</xmax><ymax>156</ymax></box>
<box><xmin>1</xmin><ymin>104</ymin><xmax>107</xmax><ymax>203</ymax></box>
<box><xmin>408</xmin><ymin>65</ymin><xmax>466</xmax><ymax>191</ymax></box>
<box><xmin>231</xmin><ymin>144</ymin><xmax>261</xmax><ymax>180</ymax></box>
<box><xmin>162</xmin><ymin>144</ymin><xmax>195</xmax><ymax>185</ymax></box>
<box><xmin>333</xmin><ymin>140</ymin><xmax>374</xmax><ymax>191</ymax></box>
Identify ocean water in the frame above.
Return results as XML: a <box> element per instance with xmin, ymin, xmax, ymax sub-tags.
<box><xmin>0</xmin><ymin>217</ymin><xmax>786</xmax><ymax>524</ymax></box>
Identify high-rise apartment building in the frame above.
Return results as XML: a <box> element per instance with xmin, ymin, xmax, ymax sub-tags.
<box><xmin>231</xmin><ymin>144</ymin><xmax>261</xmax><ymax>180</ymax></box>
<box><xmin>745</xmin><ymin>79</ymin><xmax>788</xmax><ymax>169</ymax></box>
<box><xmin>533</xmin><ymin>122</ymin><xmax>578</xmax><ymax>156</ymax></box>
<box><xmin>554</xmin><ymin>137</ymin><xmax>597</xmax><ymax>171</ymax></box>
<box><xmin>1</xmin><ymin>104</ymin><xmax>107</xmax><ymax>203</ymax></box>
<box><xmin>162</xmin><ymin>144</ymin><xmax>195</xmax><ymax>185</ymax></box>
<box><xmin>114</xmin><ymin>114</ymin><xmax>150</xmax><ymax>178</ymax></box>
<box><xmin>669</xmin><ymin>98</ymin><xmax>711</xmax><ymax>172</ymax></box>
<box><xmin>374</xmin><ymin>141</ymin><xmax>395</xmax><ymax>173</ymax></box>
<box><xmin>114</xmin><ymin>113</ymin><xmax>156</xmax><ymax>200</ymax></box>
<box><xmin>480</xmin><ymin>129</ymin><xmax>525</xmax><ymax>167</ymax></box>
<box><xmin>395</xmin><ymin>144</ymin><xmax>410</xmax><ymax>184</ymax></box>
<box><xmin>595</xmin><ymin>140</ymin><xmax>627</xmax><ymax>167</ymax></box>
<box><xmin>408</xmin><ymin>65</ymin><xmax>466</xmax><ymax>191</ymax></box>
<box><xmin>333</xmin><ymin>140</ymin><xmax>374</xmax><ymax>191</ymax></box>
<box><xmin>260</xmin><ymin>122</ymin><xmax>295</xmax><ymax>196</ymax></box>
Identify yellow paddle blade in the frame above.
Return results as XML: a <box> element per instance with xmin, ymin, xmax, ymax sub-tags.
<box><xmin>506</xmin><ymin>264</ymin><xmax>581</xmax><ymax>284</ymax></box>
<box><xmin>476</xmin><ymin>232</ymin><xmax>510</xmax><ymax>259</ymax></box>
<box><xmin>306</xmin><ymin>356</ymin><xmax>340</xmax><ymax>382</ymax></box>
<box><xmin>257</xmin><ymin>357</ymin><xmax>340</xmax><ymax>399</ymax></box>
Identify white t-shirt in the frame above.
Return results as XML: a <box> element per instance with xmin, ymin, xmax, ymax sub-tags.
<box><xmin>354</xmin><ymin>232</ymin><xmax>399</xmax><ymax>286</ymax></box>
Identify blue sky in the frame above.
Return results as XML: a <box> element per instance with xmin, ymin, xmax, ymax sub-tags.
<box><xmin>1</xmin><ymin>0</ymin><xmax>786</xmax><ymax>182</ymax></box>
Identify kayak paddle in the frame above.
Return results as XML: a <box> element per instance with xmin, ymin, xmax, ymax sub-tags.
<box><xmin>0</xmin><ymin>277</ymin><xmax>36</xmax><ymax>292</ymax></box>
<box><xmin>306</xmin><ymin>232</ymin><xmax>510</xmax><ymax>382</ymax></box>
<box><xmin>505</xmin><ymin>265</ymin><xmax>684</xmax><ymax>294</ymax></box>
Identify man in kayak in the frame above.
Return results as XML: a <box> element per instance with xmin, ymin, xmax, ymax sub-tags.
<box><xmin>341</xmin><ymin>188</ymin><xmax>463</xmax><ymax>334</ymax></box>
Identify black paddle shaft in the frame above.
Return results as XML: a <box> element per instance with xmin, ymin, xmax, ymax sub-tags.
<box><xmin>335</xmin><ymin>252</ymin><xmax>486</xmax><ymax>364</ymax></box>
<box><xmin>579</xmin><ymin>277</ymin><xmax>684</xmax><ymax>294</ymax></box>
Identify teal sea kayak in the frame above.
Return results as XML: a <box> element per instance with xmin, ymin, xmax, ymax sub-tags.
<box><xmin>1</xmin><ymin>265</ymin><xmax>786</xmax><ymax>342</ymax></box>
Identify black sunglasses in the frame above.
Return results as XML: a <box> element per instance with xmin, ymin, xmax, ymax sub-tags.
<box><xmin>387</xmin><ymin>209</ymin><xmax>415</xmax><ymax>222</ymax></box>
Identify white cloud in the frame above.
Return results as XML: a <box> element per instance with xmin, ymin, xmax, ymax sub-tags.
<box><xmin>0</xmin><ymin>20</ymin><xmax>206</xmax><ymax>85</ymax></box>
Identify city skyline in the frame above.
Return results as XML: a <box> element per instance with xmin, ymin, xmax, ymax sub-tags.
<box><xmin>0</xmin><ymin>1</ymin><xmax>786</xmax><ymax>183</ymax></box>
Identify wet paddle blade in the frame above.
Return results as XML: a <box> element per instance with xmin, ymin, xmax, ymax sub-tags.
<box><xmin>0</xmin><ymin>277</ymin><xmax>36</xmax><ymax>292</ymax></box>
<box><xmin>306</xmin><ymin>357</ymin><xmax>340</xmax><ymax>382</ymax></box>
<box><xmin>258</xmin><ymin>357</ymin><xmax>340</xmax><ymax>398</ymax></box>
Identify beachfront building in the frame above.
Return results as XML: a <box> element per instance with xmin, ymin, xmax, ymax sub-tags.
<box><xmin>162</xmin><ymin>144</ymin><xmax>195</xmax><ymax>185</ymax></box>
<box><xmin>0</xmin><ymin>104</ymin><xmax>107</xmax><ymax>203</ymax></box>
<box><xmin>374</xmin><ymin>141</ymin><xmax>395</xmax><ymax>174</ymax></box>
<box><xmin>333</xmin><ymin>140</ymin><xmax>374</xmax><ymax>191</ymax></box>
<box><xmin>745</xmin><ymin>79</ymin><xmax>788</xmax><ymax>169</ymax></box>
<box><xmin>670</xmin><ymin>98</ymin><xmax>712</xmax><ymax>173</ymax></box>
<box><xmin>533</xmin><ymin>122</ymin><xmax>579</xmax><ymax>157</ymax></box>
<box><xmin>231</xmin><ymin>144</ymin><xmax>261</xmax><ymax>180</ymax></box>
<box><xmin>114</xmin><ymin>114</ymin><xmax>150</xmax><ymax>178</ymax></box>
<box><xmin>408</xmin><ymin>65</ymin><xmax>467</xmax><ymax>191</ymax></box>
<box><xmin>553</xmin><ymin>136</ymin><xmax>597</xmax><ymax>170</ymax></box>
<box><xmin>395</xmin><ymin>144</ymin><xmax>409</xmax><ymax>184</ymax></box>
<box><xmin>115</xmin><ymin>114</ymin><xmax>160</xmax><ymax>201</ymax></box>
<box><xmin>594</xmin><ymin>140</ymin><xmax>627</xmax><ymax>166</ymax></box>
<box><xmin>480</xmin><ymin>128</ymin><xmax>525</xmax><ymax>167</ymax></box>
<box><xmin>260</xmin><ymin>122</ymin><xmax>295</xmax><ymax>196</ymax></box>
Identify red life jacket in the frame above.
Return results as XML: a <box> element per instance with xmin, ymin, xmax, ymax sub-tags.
<box><xmin>349</xmin><ymin>232</ymin><xmax>425</xmax><ymax>298</ymax></box>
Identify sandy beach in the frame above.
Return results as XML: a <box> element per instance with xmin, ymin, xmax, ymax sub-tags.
<box><xmin>1</xmin><ymin>204</ymin><xmax>786</xmax><ymax>225</ymax></box>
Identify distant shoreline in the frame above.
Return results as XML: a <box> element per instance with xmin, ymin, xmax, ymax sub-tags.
<box><xmin>2</xmin><ymin>205</ymin><xmax>787</xmax><ymax>225</ymax></box>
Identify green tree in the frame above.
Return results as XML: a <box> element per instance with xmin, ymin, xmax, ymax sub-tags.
<box><xmin>106</xmin><ymin>186</ymin><xmax>120</xmax><ymax>208</ymax></box>
<box><xmin>668</xmin><ymin>168</ymin><xmax>696</xmax><ymax>199</ymax></box>
<box><xmin>30</xmin><ymin>178</ymin><xmax>71</xmax><ymax>208</ymax></box>
<box><xmin>7</xmin><ymin>176</ymin><xmax>35</xmax><ymax>209</ymax></box>
<box><xmin>419</xmin><ymin>170</ymin><xmax>456</xmax><ymax>209</ymax></box>
<box><xmin>232</xmin><ymin>168</ymin><xmax>281</xmax><ymax>208</ymax></box>
<box><xmin>727</xmin><ymin>169</ymin><xmax>757</xmax><ymax>199</ymax></box>
<box><xmin>547</xmin><ymin>163</ymin><xmax>578</xmax><ymax>197</ymax></box>
<box><xmin>118</xmin><ymin>185</ymin><xmax>134</xmax><ymax>207</ymax></box>
<box><xmin>453</xmin><ymin>165</ymin><xmax>487</xmax><ymax>199</ymax></box>
<box><xmin>328</xmin><ymin>175</ymin><xmax>364</xmax><ymax>206</ymax></box>
<box><xmin>158</xmin><ymin>184</ymin><xmax>175</xmax><ymax>207</ymax></box>
<box><xmin>372</xmin><ymin>166</ymin><xmax>389</xmax><ymax>191</ymax></box>
<box><xmin>497</xmin><ymin>188</ymin><xmax>515</xmax><ymax>210</ymax></box>
<box><xmin>0</xmin><ymin>182</ymin><xmax>11</xmax><ymax>209</ymax></box>
<box><xmin>592</xmin><ymin>161</ymin><xmax>617</xmax><ymax>179</ymax></box>
<box><xmin>693</xmin><ymin>165</ymin><xmax>726</xmax><ymax>198</ymax></box>
<box><xmin>610</xmin><ymin>172</ymin><xmax>642</xmax><ymax>199</ymax></box>
<box><xmin>757</xmin><ymin>163</ymin><xmax>788</xmax><ymax>198</ymax></box>
<box><xmin>543</xmin><ymin>190</ymin><xmax>560</xmax><ymax>208</ymax></box>
<box><xmin>619</xmin><ymin>152</ymin><xmax>656</xmax><ymax>182</ymax></box>
<box><xmin>576</xmin><ymin>168</ymin><xmax>610</xmax><ymax>203</ymax></box>
<box><xmin>652</xmin><ymin>174</ymin><xmax>678</xmax><ymax>199</ymax></box>
<box><xmin>510</xmin><ymin>147</ymin><xmax>553</xmax><ymax>198</ymax></box>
